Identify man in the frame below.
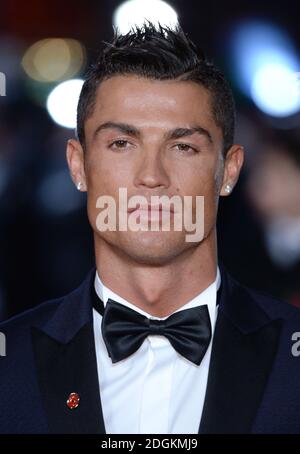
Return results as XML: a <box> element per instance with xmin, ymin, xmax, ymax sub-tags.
<box><xmin>1</xmin><ymin>22</ymin><xmax>300</xmax><ymax>434</ymax></box>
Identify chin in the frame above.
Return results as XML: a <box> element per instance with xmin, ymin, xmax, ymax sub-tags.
<box><xmin>119</xmin><ymin>233</ymin><xmax>192</xmax><ymax>266</ymax></box>
<box><xmin>124</xmin><ymin>250</ymin><xmax>179</xmax><ymax>266</ymax></box>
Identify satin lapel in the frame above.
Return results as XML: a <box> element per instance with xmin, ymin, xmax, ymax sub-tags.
<box><xmin>199</xmin><ymin>268</ymin><xmax>283</xmax><ymax>434</ymax></box>
<box><xmin>31</xmin><ymin>268</ymin><xmax>106</xmax><ymax>434</ymax></box>
<box><xmin>32</xmin><ymin>322</ymin><xmax>105</xmax><ymax>434</ymax></box>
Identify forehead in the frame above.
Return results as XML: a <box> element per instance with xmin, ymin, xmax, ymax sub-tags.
<box><xmin>85</xmin><ymin>75</ymin><xmax>221</xmax><ymax>140</ymax></box>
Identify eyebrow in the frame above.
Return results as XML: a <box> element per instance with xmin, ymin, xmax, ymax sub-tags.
<box><xmin>92</xmin><ymin>122</ymin><xmax>213</xmax><ymax>143</ymax></box>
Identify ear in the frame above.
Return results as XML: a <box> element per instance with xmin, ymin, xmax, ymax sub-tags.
<box><xmin>66</xmin><ymin>139</ymin><xmax>87</xmax><ymax>192</ymax></box>
<box><xmin>220</xmin><ymin>144</ymin><xmax>244</xmax><ymax>196</ymax></box>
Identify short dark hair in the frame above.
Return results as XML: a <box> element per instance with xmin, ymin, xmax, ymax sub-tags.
<box><xmin>76</xmin><ymin>22</ymin><xmax>236</xmax><ymax>154</ymax></box>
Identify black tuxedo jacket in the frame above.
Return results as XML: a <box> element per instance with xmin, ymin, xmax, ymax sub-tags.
<box><xmin>1</xmin><ymin>266</ymin><xmax>300</xmax><ymax>434</ymax></box>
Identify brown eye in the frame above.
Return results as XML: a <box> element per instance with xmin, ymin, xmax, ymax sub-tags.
<box><xmin>110</xmin><ymin>139</ymin><xmax>129</xmax><ymax>149</ymax></box>
<box><xmin>174</xmin><ymin>143</ymin><xmax>198</xmax><ymax>153</ymax></box>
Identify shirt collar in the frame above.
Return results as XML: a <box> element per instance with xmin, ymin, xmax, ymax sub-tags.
<box><xmin>94</xmin><ymin>267</ymin><xmax>221</xmax><ymax>326</ymax></box>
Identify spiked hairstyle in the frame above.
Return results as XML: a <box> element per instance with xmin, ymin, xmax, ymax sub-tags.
<box><xmin>76</xmin><ymin>22</ymin><xmax>236</xmax><ymax>154</ymax></box>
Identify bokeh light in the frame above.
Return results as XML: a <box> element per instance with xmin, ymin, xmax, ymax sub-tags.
<box><xmin>230</xmin><ymin>21</ymin><xmax>300</xmax><ymax>117</ymax></box>
<box><xmin>22</xmin><ymin>38</ymin><xmax>86</xmax><ymax>83</ymax></box>
<box><xmin>251</xmin><ymin>64</ymin><xmax>300</xmax><ymax>117</ymax></box>
<box><xmin>113</xmin><ymin>0</ymin><xmax>178</xmax><ymax>34</ymax></box>
<box><xmin>46</xmin><ymin>78</ymin><xmax>84</xmax><ymax>129</ymax></box>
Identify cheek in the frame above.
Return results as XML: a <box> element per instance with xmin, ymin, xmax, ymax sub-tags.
<box><xmin>176</xmin><ymin>162</ymin><xmax>217</xmax><ymax>198</ymax></box>
<box><xmin>175</xmin><ymin>167</ymin><xmax>218</xmax><ymax>226</ymax></box>
<box><xmin>86</xmin><ymin>151</ymin><xmax>129</xmax><ymax>196</ymax></box>
<box><xmin>85</xmin><ymin>154</ymin><xmax>132</xmax><ymax>229</ymax></box>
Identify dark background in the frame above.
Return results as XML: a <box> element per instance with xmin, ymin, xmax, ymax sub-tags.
<box><xmin>1</xmin><ymin>0</ymin><xmax>300</xmax><ymax>319</ymax></box>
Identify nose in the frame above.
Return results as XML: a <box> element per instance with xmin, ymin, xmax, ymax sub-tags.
<box><xmin>133</xmin><ymin>146</ymin><xmax>170</xmax><ymax>190</ymax></box>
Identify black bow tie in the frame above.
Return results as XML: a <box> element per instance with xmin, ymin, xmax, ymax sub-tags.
<box><xmin>92</xmin><ymin>287</ymin><xmax>213</xmax><ymax>366</ymax></box>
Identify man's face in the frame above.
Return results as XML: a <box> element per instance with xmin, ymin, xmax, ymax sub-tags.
<box><xmin>67</xmin><ymin>75</ymin><xmax>243</xmax><ymax>265</ymax></box>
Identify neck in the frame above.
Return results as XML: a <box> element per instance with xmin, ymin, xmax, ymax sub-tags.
<box><xmin>94</xmin><ymin>230</ymin><xmax>218</xmax><ymax>318</ymax></box>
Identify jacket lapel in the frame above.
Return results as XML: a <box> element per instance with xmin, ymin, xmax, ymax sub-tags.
<box><xmin>31</xmin><ymin>268</ymin><xmax>106</xmax><ymax>434</ymax></box>
<box><xmin>199</xmin><ymin>267</ymin><xmax>283</xmax><ymax>434</ymax></box>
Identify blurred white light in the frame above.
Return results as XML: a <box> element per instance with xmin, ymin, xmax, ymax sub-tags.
<box><xmin>46</xmin><ymin>79</ymin><xmax>83</xmax><ymax>129</ymax></box>
<box><xmin>251</xmin><ymin>64</ymin><xmax>300</xmax><ymax>117</ymax></box>
<box><xmin>113</xmin><ymin>0</ymin><xmax>178</xmax><ymax>34</ymax></box>
<box><xmin>231</xmin><ymin>21</ymin><xmax>300</xmax><ymax>117</ymax></box>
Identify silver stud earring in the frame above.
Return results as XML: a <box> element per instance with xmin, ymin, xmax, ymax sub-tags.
<box><xmin>224</xmin><ymin>184</ymin><xmax>232</xmax><ymax>194</ymax></box>
<box><xmin>77</xmin><ymin>181</ymin><xmax>82</xmax><ymax>191</ymax></box>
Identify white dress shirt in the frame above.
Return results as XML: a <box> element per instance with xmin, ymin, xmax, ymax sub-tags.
<box><xmin>93</xmin><ymin>268</ymin><xmax>221</xmax><ymax>434</ymax></box>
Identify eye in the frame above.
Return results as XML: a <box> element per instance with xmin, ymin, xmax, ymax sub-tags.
<box><xmin>174</xmin><ymin>143</ymin><xmax>198</xmax><ymax>154</ymax></box>
<box><xmin>109</xmin><ymin>139</ymin><xmax>131</xmax><ymax>150</ymax></box>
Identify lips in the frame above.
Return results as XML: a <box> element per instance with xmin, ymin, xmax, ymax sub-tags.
<box><xmin>127</xmin><ymin>203</ymin><xmax>175</xmax><ymax>214</ymax></box>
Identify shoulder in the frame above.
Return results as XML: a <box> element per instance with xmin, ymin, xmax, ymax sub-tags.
<box><xmin>0</xmin><ymin>267</ymin><xmax>95</xmax><ymax>336</ymax></box>
<box><xmin>226</xmin><ymin>269</ymin><xmax>300</xmax><ymax>321</ymax></box>
<box><xmin>0</xmin><ymin>295</ymin><xmax>63</xmax><ymax>336</ymax></box>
